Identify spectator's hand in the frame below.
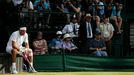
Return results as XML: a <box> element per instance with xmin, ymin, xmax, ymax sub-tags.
<box><xmin>96</xmin><ymin>48</ymin><xmax>101</xmax><ymax>51</ymax></box>
<box><xmin>68</xmin><ymin>2</ymin><xmax>73</xmax><ymax>6</ymax></box>
<box><xmin>98</xmin><ymin>48</ymin><xmax>102</xmax><ymax>51</ymax></box>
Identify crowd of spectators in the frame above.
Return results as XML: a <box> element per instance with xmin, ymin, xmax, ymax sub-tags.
<box><xmin>0</xmin><ymin>0</ymin><xmax>123</xmax><ymax>56</ymax></box>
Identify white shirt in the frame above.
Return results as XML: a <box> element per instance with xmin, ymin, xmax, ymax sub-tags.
<box><xmin>21</xmin><ymin>1</ymin><xmax>34</xmax><ymax>12</ymax></box>
<box><xmin>62</xmin><ymin>22</ymin><xmax>80</xmax><ymax>37</ymax></box>
<box><xmin>6</xmin><ymin>31</ymin><xmax>28</xmax><ymax>49</ymax></box>
<box><xmin>99</xmin><ymin>22</ymin><xmax>114</xmax><ymax>38</ymax></box>
<box><xmin>28</xmin><ymin>1</ymin><xmax>34</xmax><ymax>10</ymax></box>
<box><xmin>12</xmin><ymin>0</ymin><xmax>23</xmax><ymax>6</ymax></box>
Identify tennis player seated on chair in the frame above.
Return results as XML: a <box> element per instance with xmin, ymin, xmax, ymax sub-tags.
<box><xmin>6</xmin><ymin>26</ymin><xmax>37</xmax><ymax>74</ymax></box>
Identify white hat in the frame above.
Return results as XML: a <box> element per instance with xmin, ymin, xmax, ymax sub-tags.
<box><xmin>19</xmin><ymin>27</ymin><xmax>27</xmax><ymax>31</ymax></box>
<box><xmin>63</xmin><ymin>34</ymin><xmax>71</xmax><ymax>39</ymax></box>
<box><xmin>56</xmin><ymin>31</ymin><xmax>62</xmax><ymax>35</ymax></box>
<box><xmin>85</xmin><ymin>13</ymin><xmax>92</xmax><ymax>18</ymax></box>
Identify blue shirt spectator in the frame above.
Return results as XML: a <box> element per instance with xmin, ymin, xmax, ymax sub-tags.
<box><xmin>90</xmin><ymin>31</ymin><xmax>108</xmax><ymax>56</ymax></box>
<box><xmin>49</xmin><ymin>31</ymin><xmax>63</xmax><ymax>54</ymax></box>
<box><xmin>34</xmin><ymin>0</ymin><xmax>50</xmax><ymax>12</ymax></box>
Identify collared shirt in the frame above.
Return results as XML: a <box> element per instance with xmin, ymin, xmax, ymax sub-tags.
<box><xmin>86</xmin><ymin>22</ymin><xmax>93</xmax><ymax>38</ymax></box>
<box><xmin>12</xmin><ymin>0</ymin><xmax>23</xmax><ymax>6</ymax></box>
<box><xmin>6</xmin><ymin>31</ymin><xmax>28</xmax><ymax>49</ymax></box>
<box><xmin>98</xmin><ymin>22</ymin><xmax>114</xmax><ymax>38</ymax></box>
<box><xmin>62</xmin><ymin>22</ymin><xmax>80</xmax><ymax>37</ymax></box>
<box><xmin>49</xmin><ymin>38</ymin><xmax>63</xmax><ymax>49</ymax></box>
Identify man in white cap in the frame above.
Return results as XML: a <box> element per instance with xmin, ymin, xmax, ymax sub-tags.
<box><xmin>6</xmin><ymin>26</ymin><xmax>37</xmax><ymax>74</ymax></box>
<box><xmin>49</xmin><ymin>31</ymin><xmax>63</xmax><ymax>54</ymax></box>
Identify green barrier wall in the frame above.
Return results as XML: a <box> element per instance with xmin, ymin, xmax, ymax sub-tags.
<box><xmin>34</xmin><ymin>55</ymin><xmax>134</xmax><ymax>72</ymax></box>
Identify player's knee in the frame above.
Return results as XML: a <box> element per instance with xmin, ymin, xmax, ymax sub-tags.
<box><xmin>28</xmin><ymin>48</ymin><xmax>33</xmax><ymax>56</ymax></box>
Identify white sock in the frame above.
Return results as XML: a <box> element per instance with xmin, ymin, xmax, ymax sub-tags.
<box><xmin>12</xmin><ymin>63</ymin><xmax>16</xmax><ymax>68</ymax></box>
<box><xmin>30</xmin><ymin>63</ymin><xmax>33</xmax><ymax>66</ymax></box>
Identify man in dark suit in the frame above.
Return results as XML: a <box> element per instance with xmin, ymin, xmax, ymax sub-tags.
<box><xmin>78</xmin><ymin>13</ymin><xmax>96</xmax><ymax>54</ymax></box>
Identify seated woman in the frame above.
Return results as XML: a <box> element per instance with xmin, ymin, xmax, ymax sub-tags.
<box><xmin>89</xmin><ymin>31</ymin><xmax>108</xmax><ymax>56</ymax></box>
<box><xmin>32</xmin><ymin>31</ymin><xmax>48</xmax><ymax>55</ymax></box>
<box><xmin>49</xmin><ymin>31</ymin><xmax>63</xmax><ymax>54</ymax></box>
<box><xmin>61</xmin><ymin>33</ymin><xmax>78</xmax><ymax>54</ymax></box>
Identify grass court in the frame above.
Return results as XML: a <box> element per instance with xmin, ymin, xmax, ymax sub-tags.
<box><xmin>1</xmin><ymin>72</ymin><xmax>134</xmax><ymax>75</ymax></box>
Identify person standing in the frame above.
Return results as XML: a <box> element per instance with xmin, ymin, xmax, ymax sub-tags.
<box><xmin>79</xmin><ymin>13</ymin><xmax>96</xmax><ymax>54</ymax></box>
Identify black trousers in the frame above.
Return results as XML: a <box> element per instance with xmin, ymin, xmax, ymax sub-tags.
<box><xmin>79</xmin><ymin>38</ymin><xmax>92</xmax><ymax>54</ymax></box>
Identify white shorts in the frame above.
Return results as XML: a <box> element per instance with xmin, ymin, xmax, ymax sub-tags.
<box><xmin>6</xmin><ymin>47</ymin><xmax>32</xmax><ymax>54</ymax></box>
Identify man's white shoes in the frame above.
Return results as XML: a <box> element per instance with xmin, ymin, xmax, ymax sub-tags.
<box><xmin>12</xmin><ymin>70</ymin><xmax>18</xmax><ymax>74</ymax></box>
<box><xmin>11</xmin><ymin>66</ymin><xmax>18</xmax><ymax>74</ymax></box>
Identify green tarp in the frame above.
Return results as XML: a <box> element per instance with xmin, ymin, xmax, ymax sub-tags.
<box><xmin>34</xmin><ymin>55</ymin><xmax>134</xmax><ymax>72</ymax></box>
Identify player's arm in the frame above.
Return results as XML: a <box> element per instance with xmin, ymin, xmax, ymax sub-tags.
<box><xmin>25</xmin><ymin>42</ymin><xmax>30</xmax><ymax>49</ymax></box>
<box><xmin>12</xmin><ymin>41</ymin><xmax>20</xmax><ymax>51</ymax></box>
<box><xmin>24</xmin><ymin>33</ymin><xmax>30</xmax><ymax>49</ymax></box>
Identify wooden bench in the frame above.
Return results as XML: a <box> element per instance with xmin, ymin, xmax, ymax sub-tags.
<box><xmin>0</xmin><ymin>53</ymin><xmax>23</xmax><ymax>73</ymax></box>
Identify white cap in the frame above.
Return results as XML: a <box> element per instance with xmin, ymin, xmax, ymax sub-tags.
<box><xmin>63</xmin><ymin>34</ymin><xmax>71</xmax><ymax>39</ymax></box>
<box><xmin>19</xmin><ymin>27</ymin><xmax>27</xmax><ymax>31</ymax></box>
<box><xmin>56</xmin><ymin>31</ymin><xmax>62</xmax><ymax>35</ymax></box>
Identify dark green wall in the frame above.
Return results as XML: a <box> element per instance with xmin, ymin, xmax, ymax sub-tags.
<box><xmin>34</xmin><ymin>55</ymin><xmax>134</xmax><ymax>72</ymax></box>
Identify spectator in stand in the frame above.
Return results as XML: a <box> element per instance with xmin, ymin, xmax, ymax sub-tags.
<box><xmin>34</xmin><ymin>0</ymin><xmax>51</xmax><ymax>28</ymax></box>
<box><xmin>62</xmin><ymin>15</ymin><xmax>80</xmax><ymax>47</ymax></box>
<box><xmin>32</xmin><ymin>31</ymin><xmax>48</xmax><ymax>55</ymax></box>
<box><xmin>63</xmin><ymin>0</ymin><xmax>81</xmax><ymax>23</ymax></box>
<box><xmin>62</xmin><ymin>34</ymin><xmax>78</xmax><ymax>54</ymax></box>
<box><xmin>92</xmin><ymin>0</ymin><xmax>105</xmax><ymax>26</ymax></box>
<box><xmin>9</xmin><ymin>0</ymin><xmax>24</xmax><ymax>31</ymax></box>
<box><xmin>51</xmin><ymin>0</ymin><xmax>64</xmax><ymax>12</ymax></box>
<box><xmin>80</xmin><ymin>0</ymin><xmax>93</xmax><ymax>23</ymax></box>
<box><xmin>79</xmin><ymin>13</ymin><xmax>96</xmax><ymax>54</ymax></box>
<box><xmin>104</xmin><ymin>0</ymin><xmax>123</xmax><ymax>34</ymax></box>
<box><xmin>90</xmin><ymin>31</ymin><xmax>108</xmax><ymax>56</ymax></box>
<box><xmin>112</xmin><ymin>3</ymin><xmax>123</xmax><ymax>34</ymax></box>
<box><xmin>49</xmin><ymin>0</ymin><xmax>67</xmax><ymax>26</ymax></box>
<box><xmin>20</xmin><ymin>0</ymin><xmax>34</xmax><ymax>27</ymax></box>
<box><xmin>49</xmin><ymin>31</ymin><xmax>63</xmax><ymax>54</ymax></box>
<box><xmin>98</xmin><ymin>16</ymin><xmax>114</xmax><ymax>56</ymax></box>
